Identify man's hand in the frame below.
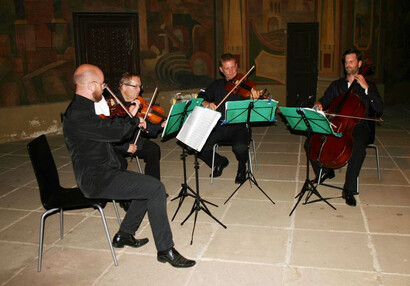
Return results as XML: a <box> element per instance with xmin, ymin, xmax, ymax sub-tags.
<box><xmin>128</xmin><ymin>99</ymin><xmax>141</xmax><ymax>117</ymax></box>
<box><xmin>203</xmin><ymin>100</ymin><xmax>217</xmax><ymax>110</ymax></box>
<box><xmin>313</xmin><ymin>102</ymin><xmax>323</xmax><ymax>111</ymax></box>
<box><xmin>138</xmin><ymin>117</ymin><xmax>147</xmax><ymax>129</ymax></box>
<box><xmin>127</xmin><ymin>144</ymin><xmax>137</xmax><ymax>154</ymax></box>
<box><xmin>161</xmin><ymin>120</ymin><xmax>167</xmax><ymax>128</ymax></box>
<box><xmin>354</xmin><ymin>74</ymin><xmax>369</xmax><ymax>90</ymax></box>
<box><xmin>250</xmin><ymin>88</ymin><xmax>264</xmax><ymax>100</ymax></box>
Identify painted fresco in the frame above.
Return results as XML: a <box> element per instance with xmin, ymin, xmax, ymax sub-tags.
<box><xmin>0</xmin><ymin>0</ymin><xmax>215</xmax><ymax>107</ymax></box>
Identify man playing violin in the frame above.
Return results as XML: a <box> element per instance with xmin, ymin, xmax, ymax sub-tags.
<box><xmin>310</xmin><ymin>48</ymin><xmax>383</xmax><ymax>206</ymax></box>
<box><xmin>198</xmin><ymin>53</ymin><xmax>263</xmax><ymax>184</ymax></box>
<box><xmin>63</xmin><ymin>64</ymin><xmax>195</xmax><ymax>268</ymax></box>
<box><xmin>111</xmin><ymin>72</ymin><xmax>165</xmax><ymax>181</ymax></box>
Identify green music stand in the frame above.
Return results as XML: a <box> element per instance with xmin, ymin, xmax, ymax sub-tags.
<box><xmin>163</xmin><ymin>99</ymin><xmax>226</xmax><ymax>244</ymax></box>
<box><xmin>224</xmin><ymin>98</ymin><xmax>278</xmax><ymax>124</ymax></box>
<box><xmin>162</xmin><ymin>98</ymin><xmax>203</xmax><ymax>138</ymax></box>
<box><xmin>280</xmin><ymin>107</ymin><xmax>339</xmax><ymax>216</ymax></box>
<box><xmin>223</xmin><ymin>99</ymin><xmax>278</xmax><ymax>205</ymax></box>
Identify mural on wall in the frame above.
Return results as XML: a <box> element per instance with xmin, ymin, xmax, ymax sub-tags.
<box><xmin>246</xmin><ymin>0</ymin><xmax>316</xmax><ymax>84</ymax></box>
<box><xmin>142</xmin><ymin>0</ymin><xmax>215</xmax><ymax>91</ymax></box>
<box><xmin>0</xmin><ymin>0</ymin><xmax>216</xmax><ymax>108</ymax></box>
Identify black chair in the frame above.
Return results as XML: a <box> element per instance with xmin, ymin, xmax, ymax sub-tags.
<box><xmin>27</xmin><ymin>134</ymin><xmax>119</xmax><ymax>272</ymax></box>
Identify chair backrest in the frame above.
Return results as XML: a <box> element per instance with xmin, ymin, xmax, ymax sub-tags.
<box><xmin>27</xmin><ymin>135</ymin><xmax>61</xmax><ymax>209</ymax></box>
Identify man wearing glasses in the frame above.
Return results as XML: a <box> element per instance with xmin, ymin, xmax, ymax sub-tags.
<box><xmin>63</xmin><ymin>64</ymin><xmax>195</xmax><ymax>268</ymax></box>
<box><xmin>111</xmin><ymin>73</ymin><xmax>165</xmax><ymax>181</ymax></box>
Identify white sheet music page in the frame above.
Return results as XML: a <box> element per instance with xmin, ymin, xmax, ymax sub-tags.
<box><xmin>176</xmin><ymin>106</ymin><xmax>221</xmax><ymax>151</ymax></box>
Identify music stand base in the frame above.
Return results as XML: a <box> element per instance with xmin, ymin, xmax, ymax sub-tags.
<box><xmin>289</xmin><ymin>178</ymin><xmax>336</xmax><ymax>216</ymax></box>
<box><xmin>224</xmin><ymin>170</ymin><xmax>275</xmax><ymax>205</ymax></box>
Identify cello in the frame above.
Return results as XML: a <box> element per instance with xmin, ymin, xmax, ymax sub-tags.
<box><xmin>308</xmin><ymin>61</ymin><xmax>374</xmax><ymax>169</ymax></box>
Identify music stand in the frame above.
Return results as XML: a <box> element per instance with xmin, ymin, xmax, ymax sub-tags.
<box><xmin>223</xmin><ymin>99</ymin><xmax>278</xmax><ymax>205</ymax></box>
<box><xmin>279</xmin><ymin>107</ymin><xmax>340</xmax><ymax>216</ymax></box>
<box><xmin>173</xmin><ymin>105</ymin><xmax>227</xmax><ymax>244</ymax></box>
<box><xmin>161</xmin><ymin>98</ymin><xmax>203</xmax><ymax>222</ymax></box>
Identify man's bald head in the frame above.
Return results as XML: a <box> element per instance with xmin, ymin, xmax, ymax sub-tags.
<box><xmin>74</xmin><ymin>64</ymin><xmax>104</xmax><ymax>86</ymax></box>
<box><xmin>73</xmin><ymin>64</ymin><xmax>105</xmax><ymax>101</ymax></box>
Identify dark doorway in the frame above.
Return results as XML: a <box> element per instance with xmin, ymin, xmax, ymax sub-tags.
<box><xmin>73</xmin><ymin>13</ymin><xmax>140</xmax><ymax>89</ymax></box>
<box><xmin>286</xmin><ymin>22</ymin><xmax>318</xmax><ymax>107</ymax></box>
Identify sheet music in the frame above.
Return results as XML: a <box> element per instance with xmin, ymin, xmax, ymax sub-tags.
<box><xmin>176</xmin><ymin>106</ymin><xmax>221</xmax><ymax>151</ymax></box>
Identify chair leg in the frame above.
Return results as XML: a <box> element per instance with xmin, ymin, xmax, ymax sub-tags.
<box><xmin>251</xmin><ymin>138</ymin><xmax>258</xmax><ymax>170</ymax></box>
<box><xmin>136</xmin><ymin>156</ymin><xmax>143</xmax><ymax>173</ymax></box>
<box><xmin>38</xmin><ymin>208</ymin><xmax>59</xmax><ymax>272</ymax></box>
<box><xmin>112</xmin><ymin>200</ymin><xmax>122</xmax><ymax>225</ymax></box>
<box><xmin>248</xmin><ymin>147</ymin><xmax>253</xmax><ymax>173</ymax></box>
<box><xmin>210</xmin><ymin>144</ymin><xmax>218</xmax><ymax>184</ymax></box>
<box><xmin>367</xmin><ymin>144</ymin><xmax>381</xmax><ymax>181</ymax></box>
<box><xmin>93</xmin><ymin>204</ymin><xmax>118</xmax><ymax>266</ymax></box>
<box><xmin>356</xmin><ymin>176</ymin><xmax>359</xmax><ymax>195</ymax></box>
<box><xmin>60</xmin><ymin>209</ymin><xmax>64</xmax><ymax>239</ymax></box>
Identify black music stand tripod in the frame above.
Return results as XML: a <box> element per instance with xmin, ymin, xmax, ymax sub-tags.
<box><xmin>169</xmin><ymin>104</ymin><xmax>226</xmax><ymax>244</ymax></box>
<box><xmin>169</xmin><ymin>101</ymin><xmax>197</xmax><ymax>221</ymax></box>
<box><xmin>224</xmin><ymin>101</ymin><xmax>275</xmax><ymax>205</ymax></box>
<box><xmin>178</xmin><ymin>147</ymin><xmax>227</xmax><ymax>244</ymax></box>
<box><xmin>285</xmin><ymin>108</ymin><xmax>336</xmax><ymax>216</ymax></box>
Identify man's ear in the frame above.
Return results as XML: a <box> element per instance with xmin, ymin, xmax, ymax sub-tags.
<box><xmin>87</xmin><ymin>81</ymin><xmax>95</xmax><ymax>92</ymax></box>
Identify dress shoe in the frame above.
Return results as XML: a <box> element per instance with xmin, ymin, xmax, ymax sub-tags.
<box><xmin>235</xmin><ymin>171</ymin><xmax>247</xmax><ymax>184</ymax></box>
<box><xmin>342</xmin><ymin>189</ymin><xmax>356</xmax><ymax>207</ymax></box>
<box><xmin>119</xmin><ymin>200</ymin><xmax>131</xmax><ymax>212</ymax></box>
<box><xmin>157</xmin><ymin>247</ymin><xmax>196</xmax><ymax>268</ymax></box>
<box><xmin>314</xmin><ymin>170</ymin><xmax>335</xmax><ymax>184</ymax></box>
<box><xmin>112</xmin><ymin>232</ymin><xmax>149</xmax><ymax>248</ymax></box>
<box><xmin>211</xmin><ymin>158</ymin><xmax>229</xmax><ymax>177</ymax></box>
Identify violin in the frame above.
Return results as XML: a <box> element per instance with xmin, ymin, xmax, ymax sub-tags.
<box><xmin>98</xmin><ymin>96</ymin><xmax>131</xmax><ymax>119</ymax></box>
<box><xmin>136</xmin><ymin>95</ymin><xmax>166</xmax><ymax>124</ymax></box>
<box><xmin>225</xmin><ymin>73</ymin><xmax>257</xmax><ymax>98</ymax></box>
<box><xmin>308</xmin><ymin>60</ymin><xmax>374</xmax><ymax>169</ymax></box>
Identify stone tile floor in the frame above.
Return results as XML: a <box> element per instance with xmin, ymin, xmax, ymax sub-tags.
<box><xmin>0</xmin><ymin>104</ymin><xmax>409</xmax><ymax>285</ymax></box>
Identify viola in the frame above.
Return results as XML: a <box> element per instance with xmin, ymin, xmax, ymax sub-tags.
<box><xmin>136</xmin><ymin>95</ymin><xmax>166</xmax><ymax>124</ymax></box>
<box><xmin>308</xmin><ymin>60</ymin><xmax>373</xmax><ymax>169</ymax></box>
<box><xmin>225</xmin><ymin>73</ymin><xmax>257</xmax><ymax>98</ymax></box>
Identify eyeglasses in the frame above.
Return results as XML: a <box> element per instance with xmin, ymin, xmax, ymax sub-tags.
<box><xmin>124</xmin><ymin>83</ymin><xmax>143</xmax><ymax>89</ymax></box>
<box><xmin>92</xmin><ymin>81</ymin><xmax>107</xmax><ymax>89</ymax></box>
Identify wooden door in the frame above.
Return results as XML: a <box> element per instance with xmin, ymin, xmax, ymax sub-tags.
<box><xmin>73</xmin><ymin>13</ymin><xmax>140</xmax><ymax>89</ymax></box>
<box><xmin>286</xmin><ymin>23</ymin><xmax>318</xmax><ymax>107</ymax></box>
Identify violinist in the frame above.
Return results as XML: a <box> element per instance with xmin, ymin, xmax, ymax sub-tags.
<box><xmin>309</xmin><ymin>48</ymin><xmax>383</xmax><ymax>206</ymax></box>
<box><xmin>63</xmin><ymin>64</ymin><xmax>195</xmax><ymax>267</ymax></box>
<box><xmin>198</xmin><ymin>53</ymin><xmax>263</xmax><ymax>184</ymax></box>
<box><xmin>111</xmin><ymin>72</ymin><xmax>165</xmax><ymax>181</ymax></box>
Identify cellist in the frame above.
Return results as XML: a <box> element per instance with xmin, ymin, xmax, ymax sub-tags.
<box><xmin>309</xmin><ymin>48</ymin><xmax>383</xmax><ymax>206</ymax></box>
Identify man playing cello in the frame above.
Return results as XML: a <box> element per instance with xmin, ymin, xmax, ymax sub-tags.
<box><xmin>309</xmin><ymin>48</ymin><xmax>383</xmax><ymax>206</ymax></box>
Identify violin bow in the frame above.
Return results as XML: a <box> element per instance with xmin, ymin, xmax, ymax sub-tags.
<box><xmin>215</xmin><ymin>65</ymin><xmax>255</xmax><ymax>109</ymax></box>
<box><xmin>325</xmin><ymin>112</ymin><xmax>383</xmax><ymax>122</ymax></box>
<box><xmin>133</xmin><ymin>87</ymin><xmax>159</xmax><ymax>145</ymax></box>
<box><xmin>105</xmin><ymin>85</ymin><xmax>134</xmax><ymax>118</ymax></box>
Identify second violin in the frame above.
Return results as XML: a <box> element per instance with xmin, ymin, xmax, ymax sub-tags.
<box><xmin>136</xmin><ymin>95</ymin><xmax>166</xmax><ymax>124</ymax></box>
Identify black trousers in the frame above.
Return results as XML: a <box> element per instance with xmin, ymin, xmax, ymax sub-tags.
<box><xmin>198</xmin><ymin>123</ymin><xmax>250</xmax><ymax>173</ymax></box>
<box><xmin>309</xmin><ymin>124</ymin><xmax>371</xmax><ymax>193</ymax></box>
<box><xmin>96</xmin><ymin>169</ymin><xmax>174</xmax><ymax>252</ymax></box>
<box><xmin>134</xmin><ymin>139</ymin><xmax>161</xmax><ymax>180</ymax></box>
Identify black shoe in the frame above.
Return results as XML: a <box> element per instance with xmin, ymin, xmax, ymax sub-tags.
<box><xmin>112</xmin><ymin>232</ymin><xmax>149</xmax><ymax>248</ymax></box>
<box><xmin>342</xmin><ymin>189</ymin><xmax>356</xmax><ymax>207</ymax></box>
<box><xmin>119</xmin><ymin>200</ymin><xmax>131</xmax><ymax>212</ymax></box>
<box><xmin>235</xmin><ymin>171</ymin><xmax>246</xmax><ymax>184</ymax></box>
<box><xmin>157</xmin><ymin>247</ymin><xmax>196</xmax><ymax>268</ymax></box>
<box><xmin>314</xmin><ymin>170</ymin><xmax>335</xmax><ymax>184</ymax></box>
<box><xmin>211</xmin><ymin>158</ymin><xmax>229</xmax><ymax>178</ymax></box>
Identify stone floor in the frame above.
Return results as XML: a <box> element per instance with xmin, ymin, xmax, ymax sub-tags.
<box><xmin>0</xmin><ymin>104</ymin><xmax>409</xmax><ymax>286</ymax></box>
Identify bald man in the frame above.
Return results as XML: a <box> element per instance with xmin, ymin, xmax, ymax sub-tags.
<box><xmin>63</xmin><ymin>64</ymin><xmax>195</xmax><ymax>268</ymax></box>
